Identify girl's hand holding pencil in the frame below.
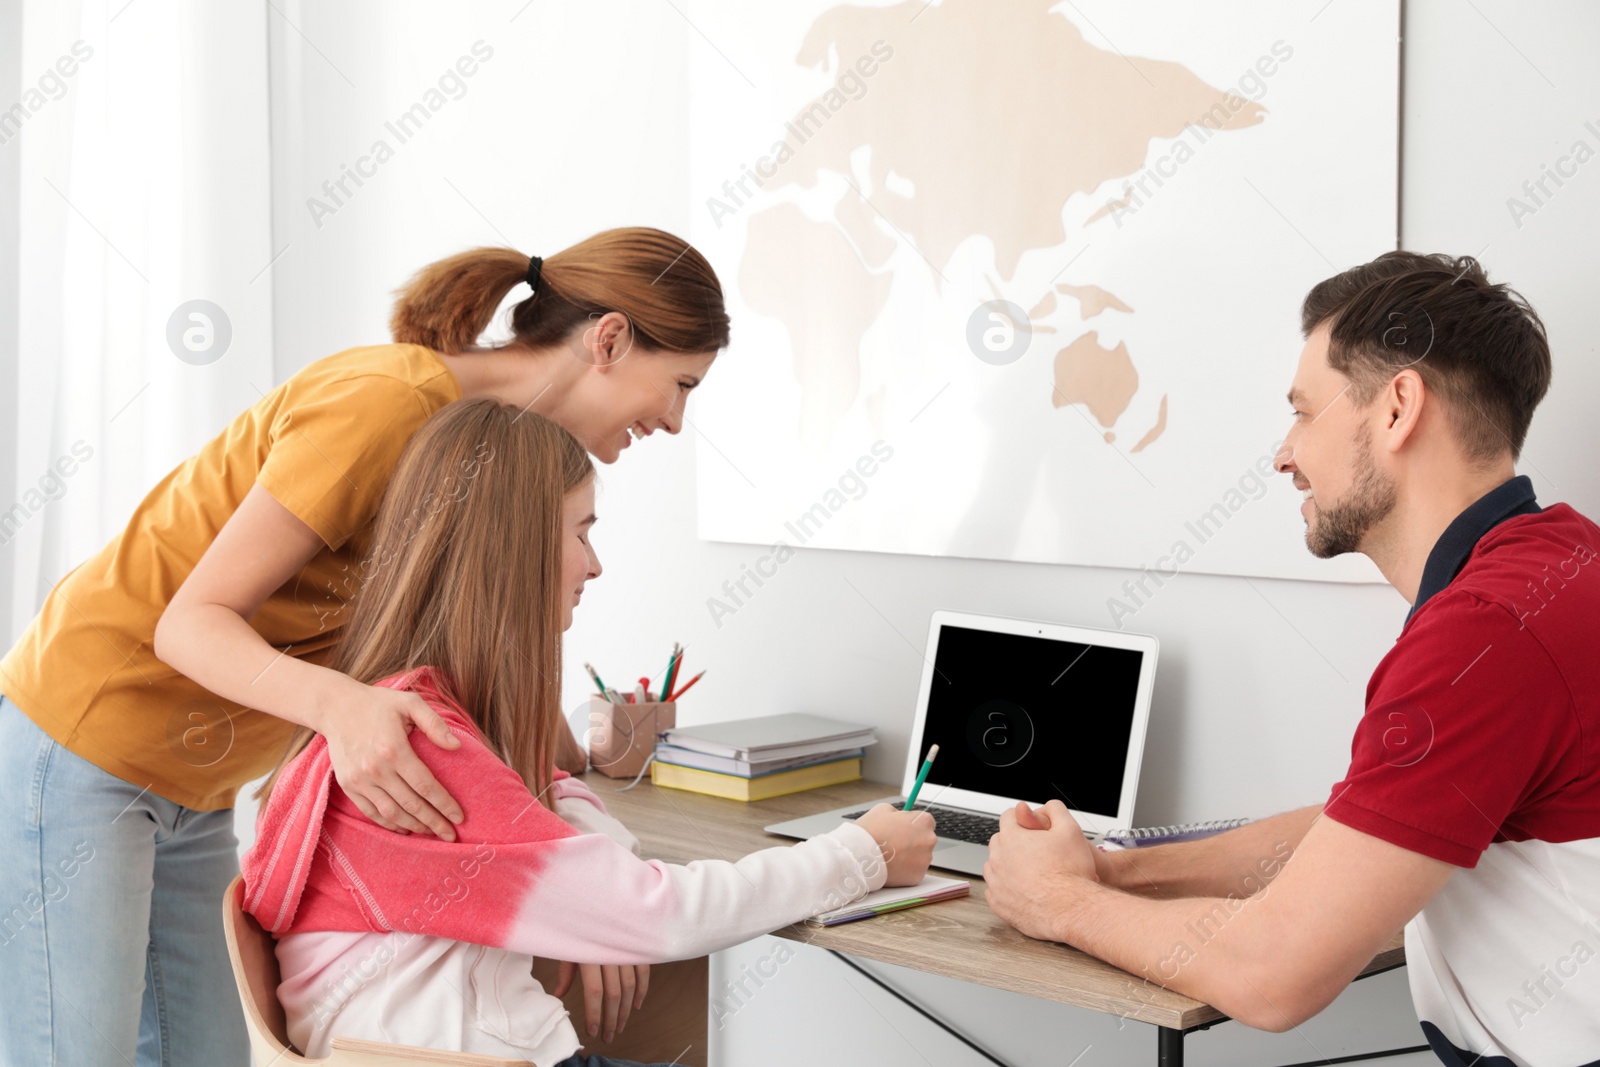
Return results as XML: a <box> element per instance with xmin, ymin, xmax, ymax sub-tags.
<box><xmin>856</xmin><ymin>803</ymin><xmax>938</xmax><ymax>887</ymax></box>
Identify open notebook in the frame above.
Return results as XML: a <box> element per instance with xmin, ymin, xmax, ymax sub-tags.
<box><xmin>806</xmin><ymin>874</ymin><xmax>970</xmax><ymax>927</ymax></box>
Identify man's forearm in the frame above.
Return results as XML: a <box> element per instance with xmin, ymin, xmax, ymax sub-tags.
<box><xmin>1048</xmin><ymin>874</ymin><xmax>1306</xmax><ymax>1031</ymax></box>
<box><xmin>1100</xmin><ymin>804</ymin><xmax>1321</xmax><ymax>899</ymax></box>
<box><xmin>154</xmin><ymin>603</ymin><xmax>352</xmax><ymax>731</ymax></box>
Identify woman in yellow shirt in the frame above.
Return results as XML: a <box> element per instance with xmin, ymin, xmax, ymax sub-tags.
<box><xmin>0</xmin><ymin>227</ymin><xmax>728</xmax><ymax>1066</ymax></box>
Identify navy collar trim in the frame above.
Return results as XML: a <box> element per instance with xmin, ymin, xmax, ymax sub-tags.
<box><xmin>1408</xmin><ymin>475</ymin><xmax>1541</xmax><ymax>621</ymax></box>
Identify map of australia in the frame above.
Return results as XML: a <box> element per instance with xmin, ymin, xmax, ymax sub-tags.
<box><xmin>723</xmin><ymin>0</ymin><xmax>1266</xmax><ymax>453</ymax></box>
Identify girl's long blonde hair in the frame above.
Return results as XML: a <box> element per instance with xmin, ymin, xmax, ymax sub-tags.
<box><xmin>257</xmin><ymin>398</ymin><xmax>594</xmax><ymax>804</ymax></box>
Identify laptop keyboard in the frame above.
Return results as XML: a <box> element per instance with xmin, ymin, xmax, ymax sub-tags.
<box><xmin>842</xmin><ymin>804</ymin><xmax>999</xmax><ymax>846</ymax></box>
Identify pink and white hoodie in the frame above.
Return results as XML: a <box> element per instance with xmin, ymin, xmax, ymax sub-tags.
<box><xmin>240</xmin><ymin>666</ymin><xmax>888</xmax><ymax>1062</ymax></box>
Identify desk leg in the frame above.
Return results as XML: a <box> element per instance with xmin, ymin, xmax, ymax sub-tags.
<box><xmin>1158</xmin><ymin>1026</ymin><xmax>1184</xmax><ymax>1067</ymax></box>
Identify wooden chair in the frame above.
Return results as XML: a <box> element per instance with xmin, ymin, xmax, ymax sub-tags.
<box><xmin>221</xmin><ymin>875</ymin><xmax>529</xmax><ymax>1066</ymax></box>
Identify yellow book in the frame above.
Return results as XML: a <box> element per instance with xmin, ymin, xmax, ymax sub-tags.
<box><xmin>651</xmin><ymin>756</ymin><xmax>862</xmax><ymax>801</ymax></box>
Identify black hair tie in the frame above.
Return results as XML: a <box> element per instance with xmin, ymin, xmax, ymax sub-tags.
<box><xmin>526</xmin><ymin>255</ymin><xmax>543</xmax><ymax>292</ymax></box>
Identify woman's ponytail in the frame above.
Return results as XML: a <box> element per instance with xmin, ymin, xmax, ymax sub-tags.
<box><xmin>389</xmin><ymin>247</ymin><xmax>530</xmax><ymax>354</ymax></box>
<box><xmin>390</xmin><ymin>228</ymin><xmax>730</xmax><ymax>356</ymax></box>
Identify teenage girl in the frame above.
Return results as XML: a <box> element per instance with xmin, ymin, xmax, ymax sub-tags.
<box><xmin>0</xmin><ymin>229</ymin><xmax>729</xmax><ymax>1066</ymax></box>
<box><xmin>243</xmin><ymin>398</ymin><xmax>937</xmax><ymax>1065</ymax></box>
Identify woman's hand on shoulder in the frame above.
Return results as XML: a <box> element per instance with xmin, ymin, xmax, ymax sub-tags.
<box><xmin>321</xmin><ymin>678</ymin><xmax>466</xmax><ymax>841</ymax></box>
<box><xmin>853</xmin><ymin>803</ymin><xmax>937</xmax><ymax>887</ymax></box>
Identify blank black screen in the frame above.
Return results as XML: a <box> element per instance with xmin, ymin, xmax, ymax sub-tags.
<box><xmin>915</xmin><ymin>625</ymin><xmax>1145</xmax><ymax>817</ymax></box>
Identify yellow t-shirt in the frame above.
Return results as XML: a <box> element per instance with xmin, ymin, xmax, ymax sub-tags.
<box><xmin>0</xmin><ymin>343</ymin><xmax>461</xmax><ymax>810</ymax></box>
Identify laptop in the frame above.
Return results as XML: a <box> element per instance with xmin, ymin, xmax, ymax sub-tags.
<box><xmin>764</xmin><ymin>609</ymin><xmax>1159</xmax><ymax>876</ymax></box>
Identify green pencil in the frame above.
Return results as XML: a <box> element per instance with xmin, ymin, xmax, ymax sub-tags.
<box><xmin>584</xmin><ymin>662</ymin><xmax>610</xmax><ymax>700</ymax></box>
<box><xmin>903</xmin><ymin>744</ymin><xmax>940</xmax><ymax>810</ymax></box>
<box><xmin>659</xmin><ymin>644</ymin><xmax>681</xmax><ymax>702</ymax></box>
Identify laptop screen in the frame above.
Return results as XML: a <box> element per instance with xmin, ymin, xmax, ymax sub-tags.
<box><xmin>915</xmin><ymin>624</ymin><xmax>1147</xmax><ymax>820</ymax></box>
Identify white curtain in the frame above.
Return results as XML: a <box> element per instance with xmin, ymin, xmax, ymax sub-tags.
<box><xmin>7</xmin><ymin>0</ymin><xmax>274</xmax><ymax>645</ymax></box>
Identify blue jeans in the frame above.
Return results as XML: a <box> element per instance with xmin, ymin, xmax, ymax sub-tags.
<box><xmin>0</xmin><ymin>694</ymin><xmax>249</xmax><ymax>1066</ymax></box>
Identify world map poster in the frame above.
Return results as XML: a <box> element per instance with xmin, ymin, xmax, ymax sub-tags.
<box><xmin>690</xmin><ymin>0</ymin><xmax>1399</xmax><ymax>585</ymax></box>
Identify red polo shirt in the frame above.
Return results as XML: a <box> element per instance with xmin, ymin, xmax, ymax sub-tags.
<box><xmin>1324</xmin><ymin>480</ymin><xmax>1600</xmax><ymax>1066</ymax></box>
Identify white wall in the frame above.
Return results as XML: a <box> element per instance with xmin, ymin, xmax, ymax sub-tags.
<box><xmin>250</xmin><ymin>2</ymin><xmax>1600</xmax><ymax>1064</ymax></box>
<box><xmin>0</xmin><ymin>0</ymin><xmax>20</xmax><ymax>644</ymax></box>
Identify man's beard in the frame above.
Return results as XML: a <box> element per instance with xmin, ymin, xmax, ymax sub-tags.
<box><xmin>1306</xmin><ymin>428</ymin><xmax>1396</xmax><ymax>558</ymax></box>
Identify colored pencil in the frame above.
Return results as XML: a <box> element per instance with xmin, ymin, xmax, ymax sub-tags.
<box><xmin>668</xmin><ymin>670</ymin><xmax>705</xmax><ymax>701</ymax></box>
<box><xmin>903</xmin><ymin>744</ymin><xmax>940</xmax><ymax>810</ymax></box>
<box><xmin>660</xmin><ymin>644</ymin><xmax>682</xmax><ymax>702</ymax></box>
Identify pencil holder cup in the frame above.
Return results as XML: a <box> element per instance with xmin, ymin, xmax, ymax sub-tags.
<box><xmin>585</xmin><ymin>698</ymin><xmax>675</xmax><ymax>779</ymax></box>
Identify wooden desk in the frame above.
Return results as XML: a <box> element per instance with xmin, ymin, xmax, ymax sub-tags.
<box><xmin>582</xmin><ymin>773</ymin><xmax>1410</xmax><ymax>1067</ymax></box>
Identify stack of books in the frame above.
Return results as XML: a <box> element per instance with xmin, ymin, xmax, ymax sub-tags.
<box><xmin>651</xmin><ymin>713</ymin><xmax>876</xmax><ymax>801</ymax></box>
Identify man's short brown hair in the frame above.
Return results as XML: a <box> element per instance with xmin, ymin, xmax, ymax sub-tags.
<box><xmin>1301</xmin><ymin>251</ymin><xmax>1551</xmax><ymax>462</ymax></box>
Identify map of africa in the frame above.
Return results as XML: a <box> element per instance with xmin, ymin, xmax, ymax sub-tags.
<box><xmin>692</xmin><ymin>0</ymin><xmax>1398</xmax><ymax>586</ymax></box>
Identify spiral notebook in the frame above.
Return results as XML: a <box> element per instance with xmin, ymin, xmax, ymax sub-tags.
<box><xmin>1101</xmin><ymin>817</ymin><xmax>1251</xmax><ymax>848</ymax></box>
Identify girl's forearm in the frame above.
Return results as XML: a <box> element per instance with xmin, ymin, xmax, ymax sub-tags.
<box><xmin>154</xmin><ymin>603</ymin><xmax>356</xmax><ymax>731</ymax></box>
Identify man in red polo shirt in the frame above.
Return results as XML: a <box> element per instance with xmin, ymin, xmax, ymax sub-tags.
<box><xmin>985</xmin><ymin>251</ymin><xmax>1600</xmax><ymax>1066</ymax></box>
